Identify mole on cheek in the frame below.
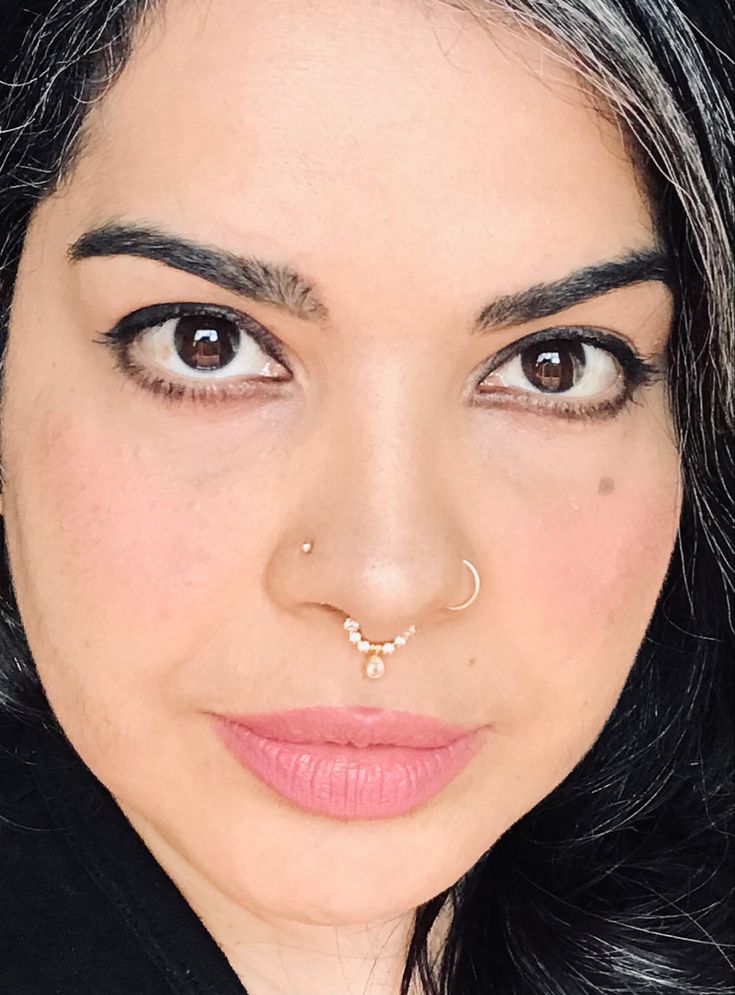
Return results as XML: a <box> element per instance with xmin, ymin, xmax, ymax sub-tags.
<box><xmin>598</xmin><ymin>477</ymin><xmax>615</xmax><ymax>495</ymax></box>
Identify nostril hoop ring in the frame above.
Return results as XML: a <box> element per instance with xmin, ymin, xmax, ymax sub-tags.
<box><xmin>445</xmin><ymin>559</ymin><xmax>481</xmax><ymax>611</ymax></box>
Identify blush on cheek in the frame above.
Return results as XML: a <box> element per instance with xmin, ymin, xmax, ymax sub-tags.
<box><xmin>24</xmin><ymin>412</ymin><xmax>258</xmax><ymax>642</ymax></box>
<box><xmin>500</xmin><ymin>476</ymin><xmax>679</xmax><ymax>669</ymax></box>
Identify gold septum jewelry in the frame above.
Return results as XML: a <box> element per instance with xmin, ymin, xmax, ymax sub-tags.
<box><xmin>342</xmin><ymin>617</ymin><xmax>418</xmax><ymax>680</ymax></box>
<box><xmin>300</xmin><ymin>541</ymin><xmax>480</xmax><ymax>679</ymax></box>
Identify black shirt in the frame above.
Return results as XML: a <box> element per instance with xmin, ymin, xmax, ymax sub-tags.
<box><xmin>0</xmin><ymin>711</ymin><xmax>249</xmax><ymax>994</ymax></box>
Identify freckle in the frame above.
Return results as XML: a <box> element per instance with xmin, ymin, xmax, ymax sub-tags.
<box><xmin>598</xmin><ymin>476</ymin><xmax>615</xmax><ymax>494</ymax></box>
<box><xmin>467</xmin><ymin>657</ymin><xmax>476</xmax><ymax>667</ymax></box>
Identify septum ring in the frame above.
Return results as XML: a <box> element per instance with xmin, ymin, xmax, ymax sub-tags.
<box><xmin>300</xmin><ymin>542</ymin><xmax>480</xmax><ymax>679</ymax></box>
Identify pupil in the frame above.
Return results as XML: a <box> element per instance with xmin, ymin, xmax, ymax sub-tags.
<box><xmin>521</xmin><ymin>341</ymin><xmax>585</xmax><ymax>392</ymax></box>
<box><xmin>174</xmin><ymin>315</ymin><xmax>239</xmax><ymax>370</ymax></box>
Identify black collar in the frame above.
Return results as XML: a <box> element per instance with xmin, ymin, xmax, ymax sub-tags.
<box><xmin>22</xmin><ymin>716</ymin><xmax>248</xmax><ymax>995</ymax></box>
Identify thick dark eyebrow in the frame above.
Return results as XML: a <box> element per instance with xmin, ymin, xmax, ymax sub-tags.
<box><xmin>68</xmin><ymin>223</ymin><xmax>670</xmax><ymax>334</ymax></box>
<box><xmin>67</xmin><ymin>223</ymin><xmax>330</xmax><ymax>322</ymax></box>
<box><xmin>471</xmin><ymin>248</ymin><xmax>672</xmax><ymax>333</ymax></box>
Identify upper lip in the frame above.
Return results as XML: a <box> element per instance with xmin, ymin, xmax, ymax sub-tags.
<box><xmin>216</xmin><ymin>706</ymin><xmax>479</xmax><ymax>749</ymax></box>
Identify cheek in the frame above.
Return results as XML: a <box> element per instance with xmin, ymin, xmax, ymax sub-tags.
<box><xmin>518</xmin><ymin>481</ymin><xmax>677</xmax><ymax>638</ymax></box>
<box><xmin>475</xmin><ymin>423</ymin><xmax>681</xmax><ymax>799</ymax></box>
<box><xmin>482</xmin><ymin>405</ymin><xmax>681</xmax><ymax>662</ymax></box>
<box><xmin>6</xmin><ymin>406</ymin><xmax>276</xmax><ymax>712</ymax></box>
<box><xmin>40</xmin><ymin>420</ymin><xmax>226</xmax><ymax>604</ymax></box>
<box><xmin>510</xmin><ymin>484</ymin><xmax>674</xmax><ymax>731</ymax></box>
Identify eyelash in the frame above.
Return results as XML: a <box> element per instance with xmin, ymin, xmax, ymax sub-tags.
<box><xmin>94</xmin><ymin>302</ymin><xmax>290</xmax><ymax>407</ymax></box>
<box><xmin>94</xmin><ymin>301</ymin><xmax>664</xmax><ymax>421</ymax></box>
<box><xmin>472</xmin><ymin>325</ymin><xmax>662</xmax><ymax>421</ymax></box>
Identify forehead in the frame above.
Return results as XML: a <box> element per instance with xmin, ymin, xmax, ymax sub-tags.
<box><xmin>64</xmin><ymin>0</ymin><xmax>651</xmax><ymax>300</ymax></box>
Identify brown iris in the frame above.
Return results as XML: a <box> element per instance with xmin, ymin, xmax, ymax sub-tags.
<box><xmin>173</xmin><ymin>315</ymin><xmax>238</xmax><ymax>371</ymax></box>
<box><xmin>520</xmin><ymin>340</ymin><xmax>585</xmax><ymax>392</ymax></box>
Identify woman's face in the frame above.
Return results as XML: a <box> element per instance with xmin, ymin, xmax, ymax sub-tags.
<box><xmin>2</xmin><ymin>0</ymin><xmax>679</xmax><ymax>943</ymax></box>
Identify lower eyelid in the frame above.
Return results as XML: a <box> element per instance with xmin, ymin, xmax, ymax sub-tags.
<box><xmin>119</xmin><ymin>361</ymin><xmax>290</xmax><ymax>407</ymax></box>
<box><xmin>471</xmin><ymin>390</ymin><xmax>632</xmax><ymax>422</ymax></box>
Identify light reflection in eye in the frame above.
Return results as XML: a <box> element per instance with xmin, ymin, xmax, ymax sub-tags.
<box><xmin>138</xmin><ymin>314</ymin><xmax>288</xmax><ymax>381</ymax></box>
<box><xmin>484</xmin><ymin>339</ymin><xmax>621</xmax><ymax>397</ymax></box>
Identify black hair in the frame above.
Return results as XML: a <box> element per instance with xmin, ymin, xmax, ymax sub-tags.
<box><xmin>0</xmin><ymin>2</ymin><xmax>732</xmax><ymax>993</ymax></box>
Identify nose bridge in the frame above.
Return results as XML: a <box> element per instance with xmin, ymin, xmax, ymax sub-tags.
<box><xmin>331</xmin><ymin>357</ymin><xmax>446</xmax><ymax>539</ymax></box>
<box><xmin>301</xmin><ymin>358</ymin><xmax>465</xmax><ymax>631</ymax></box>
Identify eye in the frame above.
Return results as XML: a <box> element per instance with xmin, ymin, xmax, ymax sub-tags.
<box><xmin>475</xmin><ymin>328</ymin><xmax>660</xmax><ymax>420</ymax></box>
<box><xmin>95</xmin><ymin>303</ymin><xmax>291</xmax><ymax>404</ymax></box>
<box><xmin>485</xmin><ymin>339</ymin><xmax>619</xmax><ymax>397</ymax></box>
<box><xmin>128</xmin><ymin>311</ymin><xmax>287</xmax><ymax>380</ymax></box>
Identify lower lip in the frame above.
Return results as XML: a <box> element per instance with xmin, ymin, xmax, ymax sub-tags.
<box><xmin>213</xmin><ymin>717</ymin><xmax>483</xmax><ymax>820</ymax></box>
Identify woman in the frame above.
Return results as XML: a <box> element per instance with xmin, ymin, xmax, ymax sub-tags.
<box><xmin>0</xmin><ymin>1</ymin><xmax>732</xmax><ymax>993</ymax></box>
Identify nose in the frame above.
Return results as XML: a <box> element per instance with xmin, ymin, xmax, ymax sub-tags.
<box><xmin>269</xmin><ymin>378</ymin><xmax>476</xmax><ymax>645</ymax></box>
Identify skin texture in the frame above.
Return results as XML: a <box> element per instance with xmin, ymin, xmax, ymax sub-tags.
<box><xmin>0</xmin><ymin>0</ymin><xmax>682</xmax><ymax>992</ymax></box>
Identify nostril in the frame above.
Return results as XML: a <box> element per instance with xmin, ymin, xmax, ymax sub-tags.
<box><xmin>317</xmin><ymin>601</ymin><xmax>341</xmax><ymax>614</ymax></box>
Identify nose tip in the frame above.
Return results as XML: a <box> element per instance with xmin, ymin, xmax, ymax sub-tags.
<box><xmin>329</xmin><ymin>556</ymin><xmax>441</xmax><ymax>638</ymax></box>
<box><xmin>272</xmin><ymin>482</ymin><xmax>476</xmax><ymax>649</ymax></box>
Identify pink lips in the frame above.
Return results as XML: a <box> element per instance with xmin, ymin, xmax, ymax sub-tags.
<box><xmin>213</xmin><ymin>706</ymin><xmax>484</xmax><ymax>820</ymax></box>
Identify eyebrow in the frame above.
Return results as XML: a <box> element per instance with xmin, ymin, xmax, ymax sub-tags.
<box><xmin>68</xmin><ymin>223</ymin><xmax>330</xmax><ymax>322</ymax></box>
<box><xmin>473</xmin><ymin>248</ymin><xmax>672</xmax><ymax>333</ymax></box>
<box><xmin>68</xmin><ymin>223</ymin><xmax>671</xmax><ymax>333</ymax></box>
